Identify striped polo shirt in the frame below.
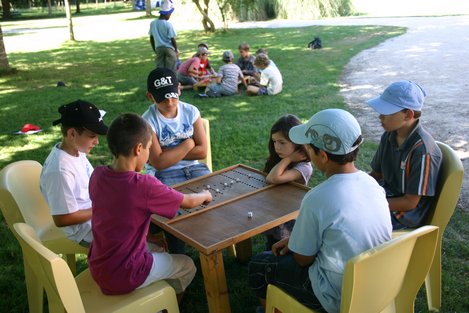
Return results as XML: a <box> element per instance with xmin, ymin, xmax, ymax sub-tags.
<box><xmin>371</xmin><ymin>120</ymin><xmax>442</xmax><ymax>228</ymax></box>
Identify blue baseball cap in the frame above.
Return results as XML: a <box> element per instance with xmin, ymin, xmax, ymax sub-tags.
<box><xmin>367</xmin><ymin>80</ymin><xmax>426</xmax><ymax>115</ymax></box>
<box><xmin>289</xmin><ymin>109</ymin><xmax>362</xmax><ymax>155</ymax></box>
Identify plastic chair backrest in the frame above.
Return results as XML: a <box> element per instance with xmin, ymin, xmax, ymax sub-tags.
<box><xmin>394</xmin><ymin>226</ymin><xmax>439</xmax><ymax>313</ymax></box>
<box><xmin>340</xmin><ymin>228</ymin><xmax>426</xmax><ymax>313</ymax></box>
<box><xmin>200</xmin><ymin>118</ymin><xmax>213</xmax><ymax>172</ymax></box>
<box><xmin>424</xmin><ymin>142</ymin><xmax>463</xmax><ymax>311</ymax></box>
<box><xmin>266</xmin><ymin>227</ymin><xmax>439</xmax><ymax>313</ymax></box>
<box><xmin>0</xmin><ymin>160</ymin><xmax>62</xmax><ymax>240</ymax></box>
<box><xmin>426</xmin><ymin>141</ymin><xmax>463</xmax><ymax>235</ymax></box>
<box><xmin>13</xmin><ymin>223</ymin><xmax>86</xmax><ymax>313</ymax></box>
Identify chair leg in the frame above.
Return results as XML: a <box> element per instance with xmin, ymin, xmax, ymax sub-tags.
<box><xmin>64</xmin><ymin>254</ymin><xmax>77</xmax><ymax>276</ymax></box>
<box><xmin>425</xmin><ymin>241</ymin><xmax>441</xmax><ymax>311</ymax></box>
<box><xmin>24</xmin><ymin>260</ymin><xmax>44</xmax><ymax>313</ymax></box>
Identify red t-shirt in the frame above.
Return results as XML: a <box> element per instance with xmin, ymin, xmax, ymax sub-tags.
<box><xmin>199</xmin><ymin>58</ymin><xmax>209</xmax><ymax>76</ymax></box>
<box><xmin>88</xmin><ymin>166</ymin><xmax>183</xmax><ymax>295</ymax></box>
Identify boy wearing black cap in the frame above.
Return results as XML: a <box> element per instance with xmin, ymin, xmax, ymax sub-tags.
<box><xmin>248</xmin><ymin>109</ymin><xmax>391</xmax><ymax>313</ymax></box>
<box><xmin>367</xmin><ymin>80</ymin><xmax>442</xmax><ymax>230</ymax></box>
<box><xmin>143</xmin><ymin>68</ymin><xmax>210</xmax><ymax>253</ymax></box>
<box><xmin>40</xmin><ymin>100</ymin><xmax>107</xmax><ymax>247</ymax></box>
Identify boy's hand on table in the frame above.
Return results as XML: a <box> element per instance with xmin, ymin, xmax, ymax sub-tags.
<box><xmin>201</xmin><ymin>189</ymin><xmax>213</xmax><ymax>205</ymax></box>
<box><xmin>272</xmin><ymin>237</ymin><xmax>290</xmax><ymax>256</ymax></box>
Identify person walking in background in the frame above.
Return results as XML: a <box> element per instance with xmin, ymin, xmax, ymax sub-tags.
<box><xmin>149</xmin><ymin>0</ymin><xmax>179</xmax><ymax>71</ymax></box>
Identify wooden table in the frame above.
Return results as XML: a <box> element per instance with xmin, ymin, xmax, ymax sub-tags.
<box><xmin>151</xmin><ymin>164</ymin><xmax>309</xmax><ymax>313</ymax></box>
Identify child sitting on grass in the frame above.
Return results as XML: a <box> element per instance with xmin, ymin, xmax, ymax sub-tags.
<box><xmin>247</xmin><ymin>53</ymin><xmax>283</xmax><ymax>96</ymax></box>
<box><xmin>236</xmin><ymin>42</ymin><xmax>257</xmax><ymax>80</ymax></box>
<box><xmin>88</xmin><ymin>113</ymin><xmax>212</xmax><ymax>296</ymax></box>
<box><xmin>177</xmin><ymin>46</ymin><xmax>210</xmax><ymax>90</ymax></box>
<box><xmin>263</xmin><ymin>114</ymin><xmax>312</xmax><ymax>250</ymax></box>
<box><xmin>200</xmin><ymin>50</ymin><xmax>247</xmax><ymax>98</ymax></box>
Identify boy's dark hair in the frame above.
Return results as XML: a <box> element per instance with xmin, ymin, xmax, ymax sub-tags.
<box><xmin>238</xmin><ymin>42</ymin><xmax>250</xmax><ymax>51</ymax></box>
<box><xmin>310</xmin><ymin>135</ymin><xmax>362</xmax><ymax>165</ymax></box>
<box><xmin>198</xmin><ymin>42</ymin><xmax>209</xmax><ymax>49</ymax></box>
<box><xmin>107</xmin><ymin>113</ymin><xmax>152</xmax><ymax>157</ymax></box>
<box><xmin>256</xmin><ymin>48</ymin><xmax>268</xmax><ymax>55</ymax></box>
<box><xmin>61</xmin><ymin>125</ymin><xmax>85</xmax><ymax>136</ymax></box>
<box><xmin>402</xmin><ymin>109</ymin><xmax>422</xmax><ymax>118</ymax></box>
<box><xmin>264</xmin><ymin>114</ymin><xmax>310</xmax><ymax>173</ymax></box>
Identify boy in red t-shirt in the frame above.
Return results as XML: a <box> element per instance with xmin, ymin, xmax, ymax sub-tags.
<box><xmin>88</xmin><ymin>113</ymin><xmax>212</xmax><ymax>297</ymax></box>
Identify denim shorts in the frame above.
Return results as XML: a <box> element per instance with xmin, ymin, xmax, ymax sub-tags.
<box><xmin>154</xmin><ymin>163</ymin><xmax>210</xmax><ymax>186</ymax></box>
<box><xmin>208</xmin><ymin>83</ymin><xmax>236</xmax><ymax>96</ymax></box>
<box><xmin>176</xmin><ymin>72</ymin><xmax>197</xmax><ymax>86</ymax></box>
<box><xmin>248</xmin><ymin>252</ymin><xmax>325</xmax><ymax>311</ymax></box>
<box><xmin>258</xmin><ymin>86</ymin><xmax>269</xmax><ymax>95</ymax></box>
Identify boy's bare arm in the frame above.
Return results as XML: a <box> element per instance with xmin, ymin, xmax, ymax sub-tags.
<box><xmin>184</xmin><ymin>118</ymin><xmax>208</xmax><ymax>160</ymax></box>
<box><xmin>369</xmin><ymin>170</ymin><xmax>383</xmax><ymax>181</ymax></box>
<box><xmin>52</xmin><ymin>208</ymin><xmax>92</xmax><ymax>227</ymax></box>
<box><xmin>148</xmin><ymin>132</ymin><xmax>195</xmax><ymax>170</ymax></box>
<box><xmin>150</xmin><ymin>36</ymin><xmax>156</xmax><ymax>52</ymax></box>
<box><xmin>272</xmin><ymin>237</ymin><xmax>316</xmax><ymax>267</ymax></box>
<box><xmin>388</xmin><ymin>194</ymin><xmax>421</xmax><ymax>212</ymax></box>
<box><xmin>171</xmin><ymin>38</ymin><xmax>178</xmax><ymax>55</ymax></box>
<box><xmin>181</xmin><ymin>190</ymin><xmax>212</xmax><ymax>208</ymax></box>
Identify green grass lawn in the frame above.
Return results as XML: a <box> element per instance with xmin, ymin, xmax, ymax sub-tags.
<box><xmin>1</xmin><ymin>24</ymin><xmax>468</xmax><ymax>313</ymax></box>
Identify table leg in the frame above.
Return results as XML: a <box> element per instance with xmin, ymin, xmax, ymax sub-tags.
<box><xmin>199</xmin><ymin>250</ymin><xmax>231</xmax><ymax>313</ymax></box>
<box><xmin>235</xmin><ymin>238</ymin><xmax>252</xmax><ymax>263</ymax></box>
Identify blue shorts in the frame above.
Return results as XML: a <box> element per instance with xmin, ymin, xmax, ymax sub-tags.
<box><xmin>258</xmin><ymin>86</ymin><xmax>269</xmax><ymax>95</ymax></box>
<box><xmin>154</xmin><ymin>163</ymin><xmax>210</xmax><ymax>186</ymax></box>
<box><xmin>176</xmin><ymin>72</ymin><xmax>197</xmax><ymax>86</ymax></box>
<box><xmin>208</xmin><ymin>83</ymin><xmax>236</xmax><ymax>96</ymax></box>
<box><xmin>248</xmin><ymin>252</ymin><xmax>325</xmax><ymax>311</ymax></box>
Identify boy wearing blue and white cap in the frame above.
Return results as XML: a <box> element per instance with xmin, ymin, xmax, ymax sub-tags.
<box><xmin>367</xmin><ymin>80</ymin><xmax>442</xmax><ymax>230</ymax></box>
<box><xmin>248</xmin><ymin>109</ymin><xmax>391</xmax><ymax>313</ymax></box>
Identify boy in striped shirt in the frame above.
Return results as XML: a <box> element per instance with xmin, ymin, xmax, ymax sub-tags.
<box><xmin>368</xmin><ymin>80</ymin><xmax>442</xmax><ymax>229</ymax></box>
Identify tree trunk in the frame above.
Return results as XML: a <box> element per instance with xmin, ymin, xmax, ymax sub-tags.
<box><xmin>64</xmin><ymin>0</ymin><xmax>76</xmax><ymax>41</ymax></box>
<box><xmin>192</xmin><ymin>0</ymin><xmax>215</xmax><ymax>32</ymax></box>
<box><xmin>0</xmin><ymin>25</ymin><xmax>12</xmax><ymax>72</ymax></box>
<box><xmin>1</xmin><ymin>0</ymin><xmax>11</xmax><ymax>20</ymax></box>
<box><xmin>76</xmin><ymin>0</ymin><xmax>81</xmax><ymax>13</ymax></box>
<box><xmin>145</xmin><ymin>0</ymin><xmax>151</xmax><ymax>17</ymax></box>
<box><xmin>216</xmin><ymin>0</ymin><xmax>229</xmax><ymax>31</ymax></box>
<box><xmin>48</xmin><ymin>0</ymin><xmax>52</xmax><ymax>16</ymax></box>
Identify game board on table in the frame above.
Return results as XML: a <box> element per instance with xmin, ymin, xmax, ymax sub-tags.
<box><xmin>151</xmin><ymin>164</ymin><xmax>310</xmax><ymax>254</ymax></box>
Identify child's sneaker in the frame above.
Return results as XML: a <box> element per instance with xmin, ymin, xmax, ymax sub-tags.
<box><xmin>198</xmin><ymin>93</ymin><xmax>209</xmax><ymax>98</ymax></box>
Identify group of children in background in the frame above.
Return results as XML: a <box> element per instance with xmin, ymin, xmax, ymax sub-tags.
<box><xmin>39</xmin><ymin>53</ymin><xmax>441</xmax><ymax>312</ymax></box>
<box><xmin>176</xmin><ymin>42</ymin><xmax>283</xmax><ymax>98</ymax></box>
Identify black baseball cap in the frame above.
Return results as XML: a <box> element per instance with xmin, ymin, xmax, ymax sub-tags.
<box><xmin>147</xmin><ymin>68</ymin><xmax>179</xmax><ymax>103</ymax></box>
<box><xmin>52</xmin><ymin>100</ymin><xmax>108</xmax><ymax>135</ymax></box>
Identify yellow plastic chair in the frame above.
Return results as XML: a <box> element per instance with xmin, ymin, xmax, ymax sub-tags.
<box><xmin>0</xmin><ymin>160</ymin><xmax>88</xmax><ymax>313</ymax></box>
<box><xmin>266</xmin><ymin>226</ymin><xmax>439</xmax><ymax>313</ymax></box>
<box><xmin>393</xmin><ymin>141</ymin><xmax>464</xmax><ymax>311</ymax></box>
<box><xmin>200</xmin><ymin>118</ymin><xmax>213</xmax><ymax>172</ymax></box>
<box><xmin>14</xmin><ymin>222</ymin><xmax>180</xmax><ymax>313</ymax></box>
